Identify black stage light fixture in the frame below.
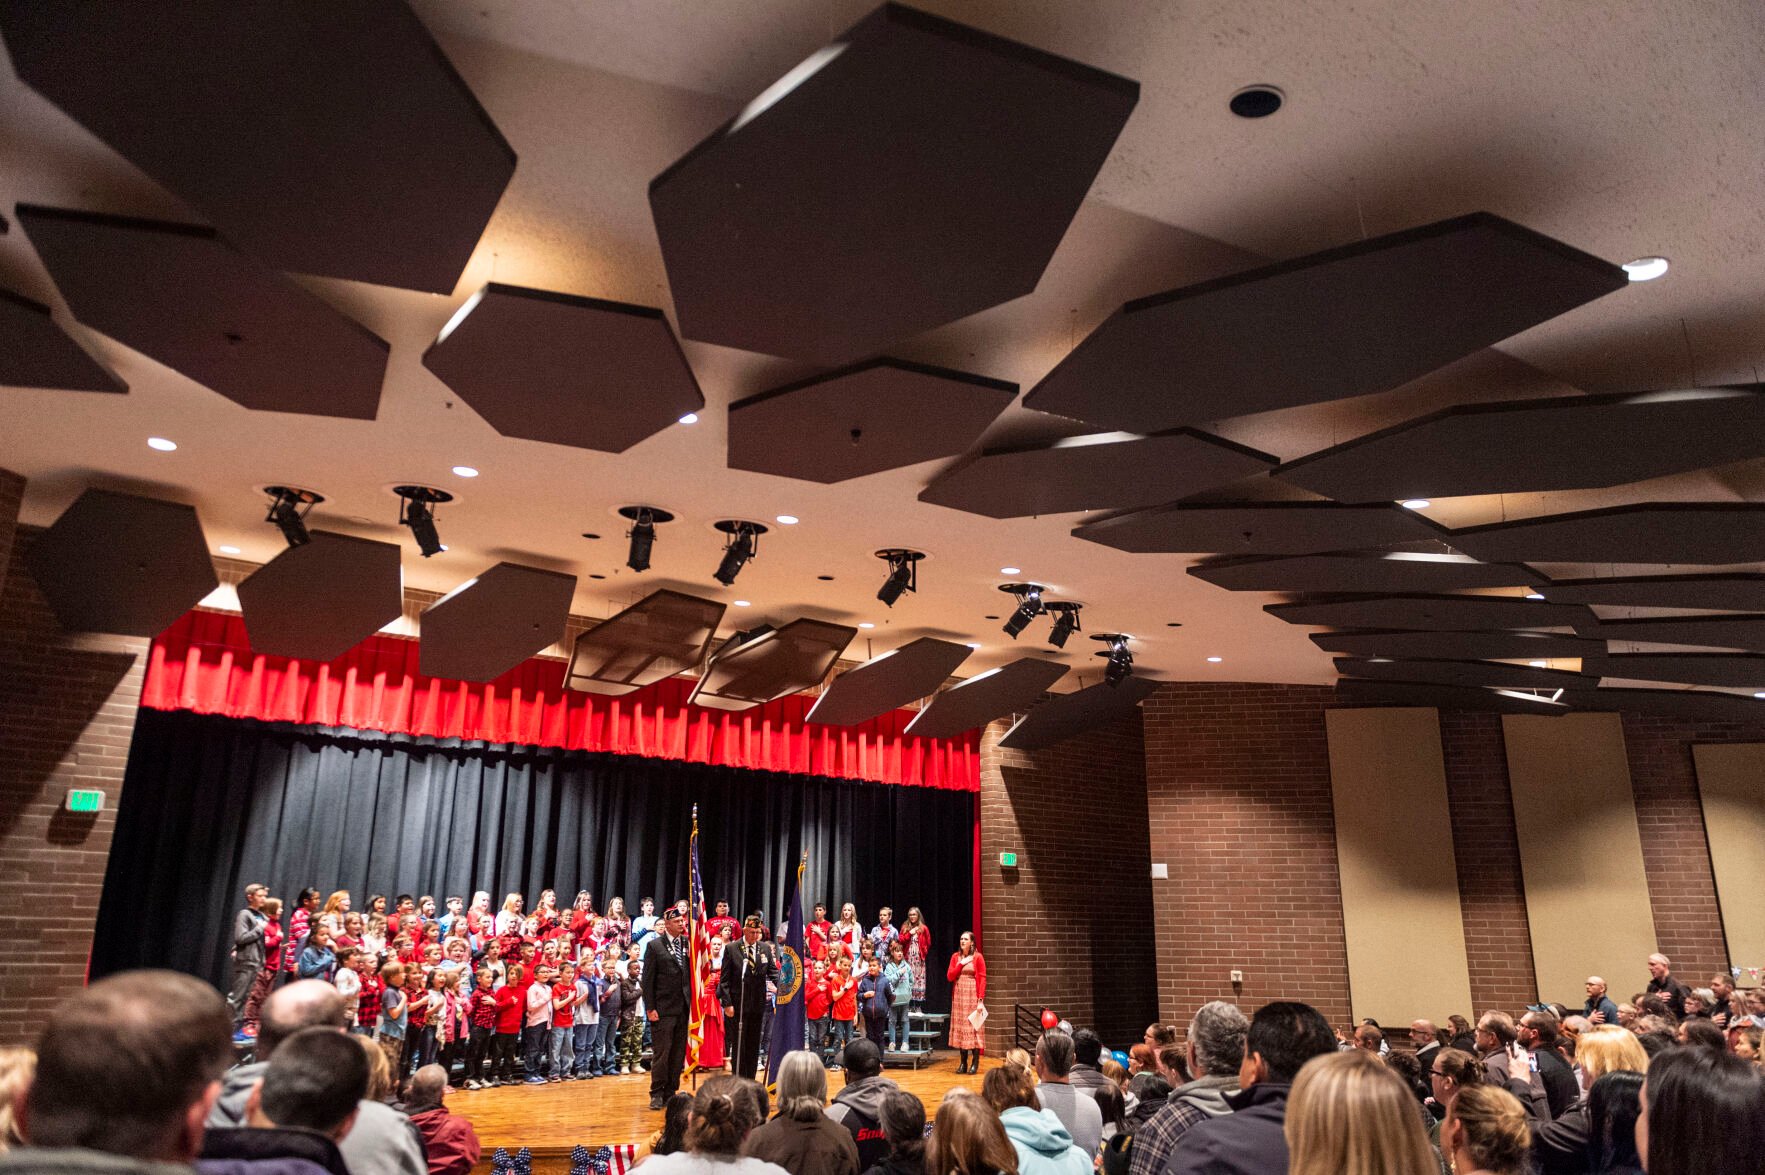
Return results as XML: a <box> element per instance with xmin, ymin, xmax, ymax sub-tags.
<box><xmin>999</xmin><ymin>582</ymin><xmax>1047</xmax><ymax>639</ymax></box>
<box><xmin>1045</xmin><ymin>601</ymin><xmax>1083</xmax><ymax>648</ymax></box>
<box><xmin>393</xmin><ymin>484</ymin><xmax>453</xmax><ymax>558</ymax></box>
<box><xmin>874</xmin><ymin>548</ymin><xmax>925</xmax><ymax>608</ymax></box>
<box><xmin>712</xmin><ymin>519</ymin><xmax>767</xmax><ymax>586</ymax></box>
<box><xmin>618</xmin><ymin>505</ymin><xmax>674</xmax><ymax>573</ymax></box>
<box><xmin>1092</xmin><ymin>632</ymin><xmax>1133</xmax><ymax>686</ymax></box>
<box><xmin>263</xmin><ymin>485</ymin><xmax>322</xmax><ymax>547</ymax></box>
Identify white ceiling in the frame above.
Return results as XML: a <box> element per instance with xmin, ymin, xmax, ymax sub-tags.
<box><xmin>3</xmin><ymin>0</ymin><xmax>1763</xmax><ymax>689</ymax></box>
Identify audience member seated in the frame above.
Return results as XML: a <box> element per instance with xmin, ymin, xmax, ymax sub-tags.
<box><xmin>198</xmin><ymin>1027</ymin><xmax>364</xmax><ymax>1175</ymax></box>
<box><xmin>1093</xmin><ymin>1084</ymin><xmax>1127</xmax><ymax>1143</ymax></box>
<box><xmin>1283</xmin><ymin>1050</ymin><xmax>1437</xmax><ymax>1175</ymax></box>
<box><xmin>925</xmin><ymin>1091</ymin><xmax>1016</xmax><ymax>1175</ymax></box>
<box><xmin>857</xmin><ymin>1091</ymin><xmax>924</xmax><ymax>1175</ymax></box>
<box><xmin>823</xmin><ymin>1041</ymin><xmax>899</xmax><ymax>1173</ymax></box>
<box><xmin>3</xmin><ymin>972</ymin><xmax>233</xmax><ymax>1175</ymax></box>
<box><xmin>1675</xmin><ymin>1018</ymin><xmax>1726</xmax><ymax>1053</ymax></box>
<box><xmin>1128</xmin><ymin>1001</ymin><xmax>1247</xmax><ymax>1175</ymax></box>
<box><xmin>1029</xmin><ymin>1032</ymin><xmax>1101</xmax><ymax>1159</ymax></box>
<box><xmin>1122</xmin><ymin>1072</ymin><xmax>1170</xmax><ymax>1134</ymax></box>
<box><xmin>1067</xmin><ymin>1031</ymin><xmax>1109</xmax><ymax>1096</ymax></box>
<box><xmin>1527</xmin><ymin>1024</ymin><xmax>1646</xmax><ymax>1175</ymax></box>
<box><xmin>636</xmin><ymin>1093</ymin><xmax>695</xmax><ymax>1165</ymax></box>
<box><xmin>980</xmin><ymin>1065</ymin><xmax>1088</xmax><ymax>1175</ymax></box>
<box><xmin>1584</xmin><ymin>1071</ymin><xmax>1644</xmax><ymax>1175</ymax></box>
<box><xmin>641</xmin><ymin>1076</ymin><xmax>788</xmax><ymax>1175</ymax></box>
<box><xmin>1636</xmin><ymin>1045</ymin><xmax>1765</xmax><ymax>1175</ymax></box>
<box><xmin>1169</xmin><ymin>1001</ymin><xmax>1336</xmax><ymax>1175</ymax></box>
<box><xmin>1438</xmin><ymin>1083</ymin><xmax>1530</xmax><ymax>1175</ymax></box>
<box><xmin>743</xmin><ymin>1052</ymin><xmax>858</xmax><ymax>1175</ymax></box>
<box><xmin>400</xmin><ymin>1067</ymin><xmax>480</xmax><ymax>1175</ymax></box>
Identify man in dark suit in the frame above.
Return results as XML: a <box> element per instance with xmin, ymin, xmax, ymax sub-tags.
<box><xmin>641</xmin><ymin>904</ymin><xmax>691</xmax><ymax>1110</ymax></box>
<box><xmin>718</xmin><ymin>913</ymin><xmax>780</xmax><ymax>1080</ymax></box>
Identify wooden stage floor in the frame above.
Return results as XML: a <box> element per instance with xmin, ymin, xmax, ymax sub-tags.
<box><xmin>458</xmin><ymin>1052</ymin><xmax>999</xmax><ymax>1172</ymax></box>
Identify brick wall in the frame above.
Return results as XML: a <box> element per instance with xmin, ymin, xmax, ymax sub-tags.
<box><xmin>0</xmin><ymin>514</ymin><xmax>148</xmax><ymax>1046</ymax></box>
<box><xmin>0</xmin><ymin>469</ymin><xmax>22</xmax><ymax>588</ymax></box>
<box><xmin>978</xmin><ymin>709</ymin><xmax>1157</xmax><ymax>1054</ymax></box>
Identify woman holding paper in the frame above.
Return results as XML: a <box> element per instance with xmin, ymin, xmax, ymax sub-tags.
<box><xmin>947</xmin><ymin>930</ymin><xmax>987</xmax><ymax>1074</ymax></box>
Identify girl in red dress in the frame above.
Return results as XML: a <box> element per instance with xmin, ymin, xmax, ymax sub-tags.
<box><xmin>947</xmin><ymin>930</ymin><xmax>986</xmax><ymax>1073</ymax></box>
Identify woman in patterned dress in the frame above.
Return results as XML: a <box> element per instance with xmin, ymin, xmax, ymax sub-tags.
<box><xmin>947</xmin><ymin>930</ymin><xmax>986</xmax><ymax>1074</ymax></box>
<box><xmin>900</xmin><ymin>907</ymin><xmax>931</xmax><ymax>1012</ymax></box>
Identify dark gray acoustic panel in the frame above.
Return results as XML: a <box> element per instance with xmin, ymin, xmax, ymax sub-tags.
<box><xmin>730</xmin><ymin>359</ymin><xmax>1015</xmax><ymax>483</ymax></box>
<box><xmin>1267</xmin><ymin>594</ymin><xmax>1592</xmax><ymax>632</ymax></box>
<box><xmin>1189</xmin><ymin>552</ymin><xmax>1535</xmax><ymax>594</ymax></box>
<box><xmin>25</xmin><ymin>489</ymin><xmax>216</xmax><ymax>637</ymax></box>
<box><xmin>998</xmin><ymin>676</ymin><xmax>1159</xmax><ymax>751</ymax></box>
<box><xmin>649</xmin><ymin>3</ymin><xmax>1137</xmax><ymax>365</ymax></box>
<box><xmin>1310</xmin><ymin>629</ymin><xmax>1604</xmax><ymax>661</ymax></box>
<box><xmin>1075</xmin><ymin>502</ymin><xmax>1446</xmax><ymax>555</ymax></box>
<box><xmin>1275</xmin><ymin>387</ymin><xmax>1765</xmax><ymax>502</ymax></box>
<box><xmin>805</xmin><ymin>638</ymin><xmax>972</xmax><ymax>727</ymax></box>
<box><xmin>904</xmin><ymin>657</ymin><xmax>1069</xmax><ymax>739</ymax></box>
<box><xmin>1576</xmin><ymin>615</ymin><xmax>1765</xmax><ymax>651</ymax></box>
<box><xmin>1538</xmin><ymin>574</ymin><xmax>1765</xmax><ymax>611</ymax></box>
<box><xmin>1333</xmin><ymin>678</ymin><xmax>1569</xmax><ymax>715</ymax></box>
<box><xmin>1448</xmin><ymin>504</ymin><xmax>1765</xmax><ymax>565</ymax></box>
<box><xmin>419</xmin><ymin>563</ymin><xmax>576</xmax><ymax>683</ymax></box>
<box><xmin>1022</xmin><ymin>212</ymin><xmax>1625</xmax><ymax>432</ymax></box>
<box><xmin>1564</xmin><ymin>688</ymin><xmax>1765</xmax><ymax>721</ymax></box>
<box><xmin>566</xmin><ymin>590</ymin><xmax>727</xmax><ymax>697</ymax></box>
<box><xmin>1335</xmin><ymin>658</ymin><xmax>1592</xmax><ymax>690</ymax></box>
<box><xmin>0</xmin><ymin>0</ymin><xmax>514</xmax><ymax>293</ymax></box>
<box><xmin>689</xmin><ymin>619</ymin><xmax>859</xmax><ymax>711</ymax></box>
<box><xmin>423</xmin><ymin>283</ymin><xmax>702</xmax><ymax>453</ymax></box>
<box><xmin>237</xmin><ymin>532</ymin><xmax>403</xmax><ymax>662</ymax></box>
<box><xmin>0</xmin><ymin>286</ymin><xmax>124</xmax><ymax>392</ymax></box>
<box><xmin>18</xmin><ymin>206</ymin><xmax>388</xmax><ymax>418</ymax></box>
<box><xmin>921</xmin><ymin>429</ymin><xmax>1276</xmax><ymax>519</ymax></box>
<box><xmin>1583</xmin><ymin>653</ymin><xmax>1765</xmax><ymax>688</ymax></box>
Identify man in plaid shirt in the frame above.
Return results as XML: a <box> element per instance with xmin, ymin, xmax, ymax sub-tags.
<box><xmin>1127</xmin><ymin>1002</ymin><xmax>1248</xmax><ymax>1175</ymax></box>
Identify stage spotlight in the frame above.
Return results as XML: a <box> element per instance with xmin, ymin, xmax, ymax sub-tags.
<box><xmin>713</xmin><ymin>519</ymin><xmax>767</xmax><ymax>586</ymax></box>
<box><xmin>998</xmin><ymin>582</ymin><xmax>1046</xmax><ymax>639</ymax></box>
<box><xmin>1045</xmin><ymin>601</ymin><xmax>1083</xmax><ymax>648</ymax></box>
<box><xmin>393</xmin><ymin>485</ymin><xmax>453</xmax><ymax>558</ymax></box>
<box><xmin>1091</xmin><ymin>632</ymin><xmax>1133</xmax><ymax>686</ymax></box>
<box><xmin>874</xmin><ymin>548</ymin><xmax>925</xmax><ymax>608</ymax></box>
<box><xmin>618</xmin><ymin>505</ymin><xmax>674</xmax><ymax>573</ymax></box>
<box><xmin>263</xmin><ymin>485</ymin><xmax>323</xmax><ymax>547</ymax></box>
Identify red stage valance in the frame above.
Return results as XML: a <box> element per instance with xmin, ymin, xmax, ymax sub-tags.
<box><xmin>142</xmin><ymin>611</ymin><xmax>980</xmax><ymax>791</ymax></box>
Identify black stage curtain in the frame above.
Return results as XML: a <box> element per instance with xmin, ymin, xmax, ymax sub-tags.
<box><xmin>94</xmin><ymin>708</ymin><xmax>974</xmax><ymax>1011</ymax></box>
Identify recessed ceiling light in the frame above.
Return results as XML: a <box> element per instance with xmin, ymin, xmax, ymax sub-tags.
<box><xmin>679</xmin><ymin>412</ymin><xmax>699</xmax><ymax>425</ymax></box>
<box><xmin>775</xmin><ymin>514</ymin><xmax>799</xmax><ymax>525</ymax></box>
<box><xmin>1206</xmin><ymin>656</ymin><xmax>1223</xmax><ymax>663</ymax></box>
<box><xmin>581</xmin><ymin>532</ymin><xmax>601</xmax><ymax>541</ymax></box>
<box><xmin>817</xmin><ymin>575</ymin><xmax>835</xmax><ymax>581</ymax></box>
<box><xmin>1229</xmin><ymin>84</ymin><xmax>1284</xmax><ymax>118</ymax></box>
<box><xmin>1528</xmin><ymin>660</ymin><xmax>1548</xmax><ymax>668</ymax></box>
<box><xmin>147</xmin><ymin>436</ymin><xmax>177</xmax><ymax>451</ymax></box>
<box><xmin>733</xmin><ymin>599</ymin><xmax>750</xmax><ymax>607</ymax></box>
<box><xmin>1622</xmin><ymin>256</ymin><xmax>1669</xmax><ymax>282</ymax></box>
<box><xmin>1400</xmin><ymin>499</ymin><xmax>1431</xmax><ymax>510</ymax></box>
<box><xmin>984</xmin><ymin>615</ymin><xmax>1000</xmax><ymax>621</ymax></box>
<box><xmin>218</xmin><ymin>545</ymin><xmax>241</xmax><ymax>555</ymax></box>
<box><xmin>859</xmin><ymin>622</ymin><xmax>875</xmax><ymax>629</ymax></box>
<box><xmin>589</xmin><ymin>573</ymin><xmax>606</xmax><ymax>580</ymax></box>
<box><xmin>451</xmin><ymin>465</ymin><xmax>479</xmax><ymax>478</ymax></box>
<box><xmin>1755</xmin><ymin>691</ymin><xmax>1765</xmax><ymax>699</ymax></box>
<box><xmin>999</xmin><ymin>566</ymin><xmax>1021</xmax><ymax>575</ymax></box>
<box><xmin>966</xmin><ymin>642</ymin><xmax>981</xmax><ymax>649</ymax></box>
<box><xmin>1167</xmin><ymin>622</ymin><xmax>1183</xmax><ymax>628</ymax></box>
<box><xmin>437</xmin><ymin>544</ymin><xmax>449</xmax><ymax>552</ymax></box>
<box><xmin>1525</xmin><ymin>592</ymin><xmax>1545</xmax><ymax>600</ymax></box>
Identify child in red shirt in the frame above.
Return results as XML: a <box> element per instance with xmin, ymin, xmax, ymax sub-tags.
<box><xmin>804</xmin><ymin>958</ymin><xmax>831</xmax><ymax>1064</ymax></box>
<box><xmin>490</xmin><ymin>962</ymin><xmax>526</xmax><ymax>1086</ymax></box>
<box><xmin>548</xmin><ymin>962</ymin><xmax>580</xmax><ymax>1081</ymax></box>
<box><xmin>464</xmin><ymin>965</ymin><xmax>498</xmax><ymax>1089</ymax></box>
<box><xmin>829</xmin><ymin>955</ymin><xmax>858</xmax><ymax>1068</ymax></box>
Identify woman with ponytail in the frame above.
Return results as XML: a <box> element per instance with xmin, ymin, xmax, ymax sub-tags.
<box><xmin>742</xmin><ymin>1051</ymin><xmax>859</xmax><ymax>1175</ymax></box>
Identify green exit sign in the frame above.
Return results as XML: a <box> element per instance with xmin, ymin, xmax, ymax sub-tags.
<box><xmin>65</xmin><ymin>789</ymin><xmax>105</xmax><ymax>813</ymax></box>
<box><xmin>998</xmin><ymin>852</ymin><xmax>1018</xmax><ymax>867</ymax></box>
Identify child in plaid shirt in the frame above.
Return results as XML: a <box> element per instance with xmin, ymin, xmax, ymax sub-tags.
<box><xmin>353</xmin><ymin>950</ymin><xmax>384</xmax><ymax>1035</ymax></box>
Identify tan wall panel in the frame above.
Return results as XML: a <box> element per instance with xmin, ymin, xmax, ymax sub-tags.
<box><xmin>1503</xmin><ymin>713</ymin><xmax>1657</xmax><ymax>1004</ymax></box>
<box><xmin>1327</xmin><ymin>707</ymin><xmax>1473</xmax><ymax>1024</ymax></box>
<box><xmin>1692</xmin><ymin>743</ymin><xmax>1765</xmax><ymax>971</ymax></box>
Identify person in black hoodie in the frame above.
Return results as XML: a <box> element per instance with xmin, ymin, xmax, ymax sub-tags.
<box><xmin>824</xmin><ymin>1040</ymin><xmax>900</xmax><ymax>1172</ymax></box>
<box><xmin>859</xmin><ymin>1091</ymin><xmax>925</xmax><ymax>1175</ymax></box>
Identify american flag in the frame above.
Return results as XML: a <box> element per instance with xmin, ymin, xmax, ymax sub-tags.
<box><xmin>685</xmin><ymin>804</ymin><xmax>713</xmax><ymax>1071</ymax></box>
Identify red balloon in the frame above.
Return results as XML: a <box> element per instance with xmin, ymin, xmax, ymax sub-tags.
<box><xmin>1041</xmin><ymin>1008</ymin><xmax>1059</xmax><ymax>1030</ymax></box>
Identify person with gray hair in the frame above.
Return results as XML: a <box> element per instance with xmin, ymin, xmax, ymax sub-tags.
<box><xmin>742</xmin><ymin>1052</ymin><xmax>858</xmax><ymax>1175</ymax></box>
<box><xmin>1127</xmin><ymin>1001</ymin><xmax>1248</xmax><ymax>1175</ymax></box>
<box><xmin>1034</xmin><ymin>1030</ymin><xmax>1102</xmax><ymax>1160</ymax></box>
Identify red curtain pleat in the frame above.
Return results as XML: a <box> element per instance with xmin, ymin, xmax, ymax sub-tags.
<box><xmin>141</xmin><ymin>611</ymin><xmax>979</xmax><ymax>791</ymax></box>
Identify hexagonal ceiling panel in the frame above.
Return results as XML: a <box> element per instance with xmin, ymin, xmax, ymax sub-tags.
<box><xmin>1334</xmin><ymin>678</ymin><xmax>1570</xmax><ymax>715</ymax></box>
<box><xmin>921</xmin><ymin>429</ymin><xmax>1276</xmax><ymax>519</ymax></box>
<box><xmin>1582</xmin><ymin>652</ymin><xmax>1765</xmax><ymax>688</ymax></box>
<box><xmin>1022</xmin><ymin>212</ymin><xmax>1625</xmax><ymax>433</ymax></box>
<box><xmin>17</xmin><ymin>206</ymin><xmax>388</xmax><ymax>419</ymax></box>
<box><xmin>565</xmin><ymin>589</ymin><xmax>727</xmax><ymax>697</ymax></box>
<box><xmin>1335</xmin><ymin>658</ymin><xmax>1592</xmax><ymax>690</ymax></box>
<box><xmin>1310</xmin><ymin>629</ymin><xmax>1604</xmax><ymax>661</ymax></box>
<box><xmin>422</xmin><ymin>283</ymin><xmax>703</xmax><ymax>453</ymax></box>
<box><xmin>648</xmin><ymin>2</ymin><xmax>1138</xmax><ymax>364</ymax></box>
<box><xmin>806</xmin><ymin>637</ymin><xmax>972</xmax><ymax>727</ymax></box>
<box><xmin>237</xmin><ymin>532</ymin><xmax>403</xmax><ymax>662</ymax></box>
<box><xmin>688</xmin><ymin>619</ymin><xmax>858</xmax><ymax>711</ymax></box>
<box><xmin>1448</xmin><ymin>504</ymin><xmax>1765</xmax><ymax>565</ymax></box>
<box><xmin>1189</xmin><ymin>552</ymin><xmax>1536</xmax><ymax>594</ymax></box>
<box><xmin>729</xmin><ymin>359</ymin><xmax>1015</xmax><ymax>483</ymax></box>
<box><xmin>1075</xmin><ymin>502</ymin><xmax>1448</xmax><ymax>555</ymax></box>
<box><xmin>1267</xmin><ymin>594</ymin><xmax>1592</xmax><ymax>631</ymax></box>
<box><xmin>997</xmin><ymin>676</ymin><xmax>1158</xmax><ymax>751</ymax></box>
<box><xmin>1537</xmin><ymin>574</ymin><xmax>1765</xmax><ymax>611</ymax></box>
<box><xmin>24</xmin><ymin>489</ymin><xmax>216</xmax><ymax>637</ymax></box>
<box><xmin>904</xmin><ymin>657</ymin><xmax>1068</xmax><ymax>740</ymax></box>
<box><xmin>0</xmin><ymin>0</ymin><xmax>515</xmax><ymax>293</ymax></box>
<box><xmin>1274</xmin><ymin>387</ymin><xmax>1765</xmax><ymax>502</ymax></box>
<box><xmin>1574</xmin><ymin>614</ymin><xmax>1765</xmax><ymax>650</ymax></box>
<box><xmin>0</xmin><ymin>286</ymin><xmax>123</xmax><ymax>393</ymax></box>
<box><xmin>419</xmin><ymin>562</ymin><xmax>577</xmax><ymax>683</ymax></box>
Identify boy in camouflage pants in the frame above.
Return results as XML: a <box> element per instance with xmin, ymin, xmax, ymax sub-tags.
<box><xmin>618</xmin><ymin>958</ymin><xmax>646</xmax><ymax>1073</ymax></box>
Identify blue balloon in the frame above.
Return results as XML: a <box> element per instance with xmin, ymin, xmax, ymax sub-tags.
<box><xmin>1113</xmin><ymin>1049</ymin><xmax>1130</xmax><ymax>1067</ymax></box>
